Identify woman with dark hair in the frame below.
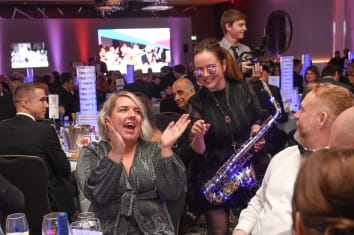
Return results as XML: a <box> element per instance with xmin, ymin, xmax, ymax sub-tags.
<box><xmin>293</xmin><ymin>148</ymin><xmax>354</xmax><ymax>235</ymax></box>
<box><xmin>186</xmin><ymin>38</ymin><xmax>262</xmax><ymax>235</ymax></box>
<box><xmin>304</xmin><ymin>65</ymin><xmax>320</xmax><ymax>87</ymax></box>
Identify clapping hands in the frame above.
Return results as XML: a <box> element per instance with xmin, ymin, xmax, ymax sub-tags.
<box><xmin>160</xmin><ymin>114</ymin><xmax>191</xmax><ymax>149</ymax></box>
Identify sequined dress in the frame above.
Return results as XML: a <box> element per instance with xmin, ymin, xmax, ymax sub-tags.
<box><xmin>77</xmin><ymin>140</ymin><xmax>186</xmax><ymax>235</ymax></box>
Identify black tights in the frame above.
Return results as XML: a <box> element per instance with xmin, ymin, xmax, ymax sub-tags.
<box><xmin>205</xmin><ymin>208</ymin><xmax>229</xmax><ymax>235</ymax></box>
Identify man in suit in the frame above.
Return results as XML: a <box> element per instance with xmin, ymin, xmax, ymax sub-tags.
<box><xmin>293</xmin><ymin>58</ymin><xmax>304</xmax><ymax>94</ymax></box>
<box><xmin>172</xmin><ymin>78</ymin><xmax>196</xmax><ymax>111</ymax></box>
<box><xmin>0</xmin><ymin>82</ymin><xmax>16</xmax><ymax>121</ymax></box>
<box><xmin>123</xmin><ymin>69</ymin><xmax>160</xmax><ymax>99</ymax></box>
<box><xmin>251</xmin><ymin>64</ymin><xmax>288</xmax><ymax>123</ymax></box>
<box><xmin>0</xmin><ymin>83</ymin><xmax>77</xmax><ymax>218</ymax></box>
<box><xmin>248</xmin><ymin>64</ymin><xmax>289</xmax><ymax>156</ymax></box>
<box><xmin>57</xmin><ymin>72</ymin><xmax>79</xmax><ymax>121</ymax></box>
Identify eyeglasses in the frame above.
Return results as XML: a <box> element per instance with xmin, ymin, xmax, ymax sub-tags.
<box><xmin>193</xmin><ymin>64</ymin><xmax>216</xmax><ymax>78</ymax></box>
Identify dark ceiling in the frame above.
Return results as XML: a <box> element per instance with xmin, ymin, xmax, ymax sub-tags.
<box><xmin>0</xmin><ymin>0</ymin><xmax>231</xmax><ymax>19</ymax></box>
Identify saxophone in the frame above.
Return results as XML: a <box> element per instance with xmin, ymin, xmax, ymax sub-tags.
<box><xmin>202</xmin><ymin>81</ymin><xmax>282</xmax><ymax>205</ymax></box>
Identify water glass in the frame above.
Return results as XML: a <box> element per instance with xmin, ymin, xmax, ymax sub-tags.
<box><xmin>70</xmin><ymin>219</ymin><xmax>102</xmax><ymax>235</ymax></box>
<box><xmin>6</xmin><ymin>213</ymin><xmax>29</xmax><ymax>235</ymax></box>
<box><xmin>42</xmin><ymin>212</ymin><xmax>69</xmax><ymax>235</ymax></box>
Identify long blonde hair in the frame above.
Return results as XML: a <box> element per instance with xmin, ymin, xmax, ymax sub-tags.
<box><xmin>97</xmin><ymin>91</ymin><xmax>153</xmax><ymax>141</ymax></box>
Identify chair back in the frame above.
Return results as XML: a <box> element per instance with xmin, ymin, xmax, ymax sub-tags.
<box><xmin>0</xmin><ymin>155</ymin><xmax>52</xmax><ymax>235</ymax></box>
<box><xmin>155</xmin><ymin>112</ymin><xmax>181</xmax><ymax>132</ymax></box>
<box><xmin>165</xmin><ymin>191</ymin><xmax>186</xmax><ymax>235</ymax></box>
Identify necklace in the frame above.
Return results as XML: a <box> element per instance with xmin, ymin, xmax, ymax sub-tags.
<box><xmin>210</xmin><ymin>81</ymin><xmax>231</xmax><ymax>125</ymax></box>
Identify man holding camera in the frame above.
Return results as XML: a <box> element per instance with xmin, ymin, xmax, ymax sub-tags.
<box><xmin>219</xmin><ymin>9</ymin><xmax>253</xmax><ymax>75</ymax></box>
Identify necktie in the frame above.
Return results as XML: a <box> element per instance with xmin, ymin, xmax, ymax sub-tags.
<box><xmin>230</xmin><ymin>45</ymin><xmax>239</xmax><ymax>61</ymax></box>
<box><xmin>231</xmin><ymin>45</ymin><xmax>243</xmax><ymax>72</ymax></box>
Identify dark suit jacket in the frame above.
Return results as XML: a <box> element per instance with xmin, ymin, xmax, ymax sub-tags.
<box><xmin>124</xmin><ymin>80</ymin><xmax>160</xmax><ymax>99</ymax></box>
<box><xmin>0</xmin><ymin>115</ymin><xmax>76</xmax><ymax>215</ymax></box>
<box><xmin>249</xmin><ymin>80</ymin><xmax>288</xmax><ymax>123</ymax></box>
<box><xmin>159</xmin><ymin>96</ymin><xmax>184</xmax><ymax>114</ymax></box>
<box><xmin>293</xmin><ymin>72</ymin><xmax>304</xmax><ymax>94</ymax></box>
<box><xmin>57</xmin><ymin>86</ymin><xmax>78</xmax><ymax>119</ymax></box>
<box><xmin>0</xmin><ymin>93</ymin><xmax>16</xmax><ymax>121</ymax></box>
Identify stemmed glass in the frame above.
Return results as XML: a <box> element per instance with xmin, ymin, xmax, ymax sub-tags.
<box><xmin>77</xmin><ymin>212</ymin><xmax>95</xmax><ymax>221</ymax></box>
<box><xmin>70</xmin><ymin>219</ymin><xmax>102</xmax><ymax>235</ymax></box>
<box><xmin>42</xmin><ymin>212</ymin><xmax>69</xmax><ymax>235</ymax></box>
<box><xmin>6</xmin><ymin>213</ymin><xmax>29</xmax><ymax>235</ymax></box>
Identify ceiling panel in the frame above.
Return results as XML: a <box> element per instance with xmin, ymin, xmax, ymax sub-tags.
<box><xmin>0</xmin><ymin>0</ymin><xmax>230</xmax><ymax>5</ymax></box>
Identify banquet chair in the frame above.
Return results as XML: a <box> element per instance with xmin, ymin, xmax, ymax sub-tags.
<box><xmin>165</xmin><ymin>190</ymin><xmax>186</xmax><ymax>235</ymax></box>
<box><xmin>0</xmin><ymin>155</ymin><xmax>52</xmax><ymax>235</ymax></box>
<box><xmin>155</xmin><ymin>111</ymin><xmax>185</xmax><ymax>233</ymax></box>
<box><xmin>155</xmin><ymin>112</ymin><xmax>181</xmax><ymax>132</ymax></box>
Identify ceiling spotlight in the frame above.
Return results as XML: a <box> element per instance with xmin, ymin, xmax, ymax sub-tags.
<box><xmin>141</xmin><ymin>0</ymin><xmax>173</xmax><ymax>11</ymax></box>
<box><xmin>95</xmin><ymin>0</ymin><xmax>125</xmax><ymax>15</ymax></box>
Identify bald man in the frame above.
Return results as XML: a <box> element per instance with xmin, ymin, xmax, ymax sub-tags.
<box><xmin>172</xmin><ymin>78</ymin><xmax>196</xmax><ymax>110</ymax></box>
<box><xmin>329</xmin><ymin>106</ymin><xmax>354</xmax><ymax>148</ymax></box>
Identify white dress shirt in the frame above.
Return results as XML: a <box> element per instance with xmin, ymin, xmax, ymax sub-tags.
<box><xmin>235</xmin><ymin>145</ymin><xmax>301</xmax><ymax>235</ymax></box>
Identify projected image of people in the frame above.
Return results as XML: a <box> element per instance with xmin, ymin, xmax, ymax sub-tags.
<box><xmin>97</xmin><ymin>28</ymin><xmax>171</xmax><ymax>74</ymax></box>
<box><xmin>10</xmin><ymin>42</ymin><xmax>49</xmax><ymax>69</ymax></box>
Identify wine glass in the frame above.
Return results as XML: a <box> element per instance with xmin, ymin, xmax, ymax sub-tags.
<box><xmin>6</xmin><ymin>213</ymin><xmax>29</xmax><ymax>235</ymax></box>
<box><xmin>77</xmin><ymin>212</ymin><xmax>95</xmax><ymax>221</ymax></box>
<box><xmin>42</xmin><ymin>212</ymin><xmax>69</xmax><ymax>235</ymax></box>
<box><xmin>70</xmin><ymin>219</ymin><xmax>102</xmax><ymax>235</ymax></box>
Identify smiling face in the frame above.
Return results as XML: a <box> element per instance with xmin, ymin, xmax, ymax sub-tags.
<box><xmin>172</xmin><ymin>79</ymin><xmax>195</xmax><ymax>109</ymax></box>
<box><xmin>226</xmin><ymin>19</ymin><xmax>247</xmax><ymax>43</ymax></box>
<box><xmin>109</xmin><ymin>96</ymin><xmax>143</xmax><ymax>144</ymax></box>
<box><xmin>193</xmin><ymin>51</ymin><xmax>226</xmax><ymax>92</ymax></box>
<box><xmin>305</xmin><ymin>69</ymin><xmax>318</xmax><ymax>84</ymax></box>
<box><xmin>293</xmin><ymin>91</ymin><xmax>321</xmax><ymax>147</ymax></box>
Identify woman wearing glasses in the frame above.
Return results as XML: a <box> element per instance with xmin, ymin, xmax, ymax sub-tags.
<box><xmin>185</xmin><ymin>38</ymin><xmax>263</xmax><ymax>235</ymax></box>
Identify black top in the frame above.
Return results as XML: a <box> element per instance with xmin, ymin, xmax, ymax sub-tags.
<box><xmin>187</xmin><ymin>79</ymin><xmax>261</xmax><ymax>175</ymax></box>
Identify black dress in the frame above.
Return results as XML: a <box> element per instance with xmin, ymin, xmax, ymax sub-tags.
<box><xmin>186</xmin><ymin>79</ymin><xmax>261</xmax><ymax>212</ymax></box>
